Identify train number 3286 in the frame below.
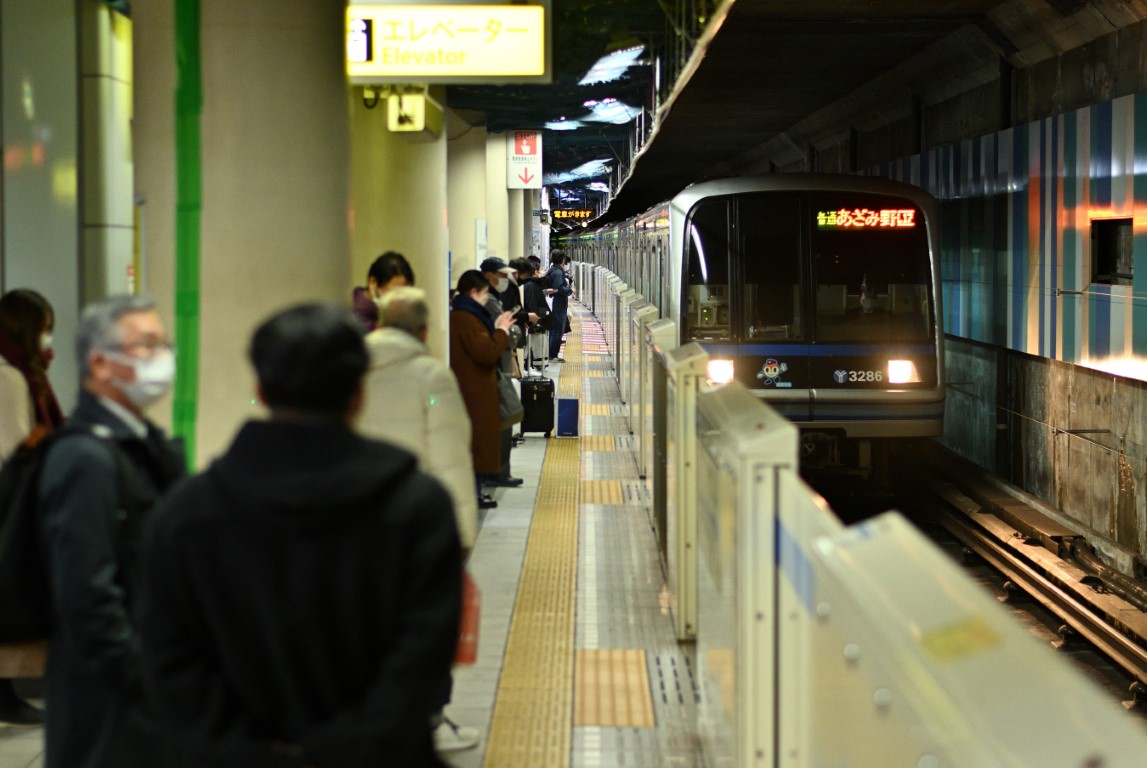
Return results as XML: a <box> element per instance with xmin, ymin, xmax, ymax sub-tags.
<box><xmin>833</xmin><ymin>369</ymin><xmax>883</xmax><ymax>383</ymax></box>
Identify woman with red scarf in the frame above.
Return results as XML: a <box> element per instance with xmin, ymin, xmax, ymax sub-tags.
<box><xmin>0</xmin><ymin>288</ymin><xmax>62</xmax><ymax>726</ymax></box>
<box><xmin>0</xmin><ymin>289</ymin><xmax>63</xmax><ymax>459</ymax></box>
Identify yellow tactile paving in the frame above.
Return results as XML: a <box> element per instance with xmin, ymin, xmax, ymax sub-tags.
<box><xmin>574</xmin><ymin>648</ymin><xmax>656</xmax><ymax>727</ymax></box>
<box><xmin>581</xmin><ymin>435</ymin><xmax>615</xmax><ymax>452</ymax></box>
<box><xmin>580</xmin><ymin>479</ymin><xmax>623</xmax><ymax>505</ymax></box>
<box><xmin>584</xmin><ymin>404</ymin><xmax>612</xmax><ymax>416</ymax></box>
<box><xmin>483</xmin><ymin>327</ymin><xmax>583</xmax><ymax>768</ymax></box>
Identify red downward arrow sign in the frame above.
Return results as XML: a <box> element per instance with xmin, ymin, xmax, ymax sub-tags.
<box><xmin>517</xmin><ymin>168</ymin><xmax>535</xmax><ymax>184</ymax></box>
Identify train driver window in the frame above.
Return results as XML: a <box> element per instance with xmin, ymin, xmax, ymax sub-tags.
<box><xmin>684</xmin><ymin>200</ymin><xmax>730</xmax><ymax>340</ymax></box>
<box><xmin>739</xmin><ymin>193</ymin><xmax>803</xmax><ymax>340</ymax></box>
<box><xmin>810</xmin><ymin>192</ymin><xmax>932</xmax><ymax>342</ymax></box>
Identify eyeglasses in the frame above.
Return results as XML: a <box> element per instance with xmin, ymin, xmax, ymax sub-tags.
<box><xmin>110</xmin><ymin>341</ymin><xmax>175</xmax><ymax>356</ymax></box>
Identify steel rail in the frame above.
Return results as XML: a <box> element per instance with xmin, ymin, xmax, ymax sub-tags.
<box><xmin>924</xmin><ymin>498</ymin><xmax>1147</xmax><ymax>687</ymax></box>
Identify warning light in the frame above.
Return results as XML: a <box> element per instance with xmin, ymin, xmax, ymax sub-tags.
<box><xmin>817</xmin><ymin>209</ymin><xmax>916</xmax><ymax>229</ymax></box>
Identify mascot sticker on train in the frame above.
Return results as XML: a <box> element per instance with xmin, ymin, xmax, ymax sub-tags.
<box><xmin>757</xmin><ymin>358</ymin><xmax>791</xmax><ymax>387</ymax></box>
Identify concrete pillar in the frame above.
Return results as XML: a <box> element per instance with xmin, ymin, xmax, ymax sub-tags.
<box><xmin>508</xmin><ymin>189</ymin><xmax>525</xmax><ymax>260</ymax></box>
<box><xmin>484</xmin><ymin>133</ymin><xmax>510</xmax><ymax>264</ymax></box>
<box><xmin>1</xmin><ymin>0</ymin><xmax>83</xmax><ymax>408</ymax></box>
<box><xmin>349</xmin><ymin>86</ymin><xmax>449</xmax><ymax>359</ymax></box>
<box><xmin>135</xmin><ymin>0</ymin><xmax>351</xmax><ymax>465</ymax></box>
<box><xmin>446</xmin><ymin>113</ymin><xmax>488</xmax><ymax>287</ymax></box>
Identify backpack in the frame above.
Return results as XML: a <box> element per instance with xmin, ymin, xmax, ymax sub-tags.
<box><xmin>0</xmin><ymin>425</ymin><xmax>124</xmax><ymax>643</ymax></box>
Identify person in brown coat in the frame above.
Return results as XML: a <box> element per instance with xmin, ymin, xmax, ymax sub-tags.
<box><xmin>449</xmin><ymin>270</ymin><xmax>513</xmax><ymax>510</ymax></box>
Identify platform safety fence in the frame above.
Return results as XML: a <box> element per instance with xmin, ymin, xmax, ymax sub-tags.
<box><xmin>583</xmin><ymin>263</ymin><xmax>1147</xmax><ymax>768</ymax></box>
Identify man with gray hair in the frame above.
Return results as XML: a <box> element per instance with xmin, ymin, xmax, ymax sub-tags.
<box><xmin>356</xmin><ymin>287</ymin><xmax>481</xmax><ymax>753</ymax></box>
<box><xmin>38</xmin><ymin>294</ymin><xmax>186</xmax><ymax>768</ymax></box>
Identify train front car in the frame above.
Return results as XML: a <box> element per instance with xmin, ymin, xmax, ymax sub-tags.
<box><xmin>668</xmin><ymin>175</ymin><xmax>945</xmax><ymax>480</ymax></box>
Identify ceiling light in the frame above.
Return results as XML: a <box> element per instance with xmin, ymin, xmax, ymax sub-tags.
<box><xmin>579</xmin><ymin>44</ymin><xmax>644</xmax><ymax>85</ymax></box>
<box><xmin>544</xmin><ymin>158</ymin><xmax>612</xmax><ymax>184</ymax></box>
<box><xmin>545</xmin><ymin>119</ymin><xmax>584</xmax><ymax>131</ymax></box>
<box><xmin>586</xmin><ymin>182</ymin><xmax>610</xmax><ymax>193</ymax></box>
<box><xmin>583</xmin><ymin>99</ymin><xmax>639</xmax><ymax>125</ymax></box>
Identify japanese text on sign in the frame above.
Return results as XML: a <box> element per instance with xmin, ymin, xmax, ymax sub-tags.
<box><xmin>817</xmin><ymin>209</ymin><xmax>917</xmax><ymax>229</ymax></box>
<box><xmin>553</xmin><ymin>209</ymin><xmax>593</xmax><ymax>220</ymax></box>
<box><xmin>347</xmin><ymin>5</ymin><xmax>548</xmax><ymax>83</ymax></box>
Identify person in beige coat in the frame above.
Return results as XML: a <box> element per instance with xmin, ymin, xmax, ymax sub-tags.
<box><xmin>358</xmin><ymin>288</ymin><xmax>478</xmax><ymax>553</ymax></box>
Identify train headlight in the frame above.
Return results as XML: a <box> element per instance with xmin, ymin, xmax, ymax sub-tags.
<box><xmin>707</xmin><ymin>358</ymin><xmax>735</xmax><ymax>385</ymax></box>
<box><xmin>887</xmin><ymin>359</ymin><xmax>920</xmax><ymax>384</ymax></box>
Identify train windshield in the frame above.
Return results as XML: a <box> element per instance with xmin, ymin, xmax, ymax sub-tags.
<box><xmin>809</xmin><ymin>192</ymin><xmax>933</xmax><ymax>343</ymax></box>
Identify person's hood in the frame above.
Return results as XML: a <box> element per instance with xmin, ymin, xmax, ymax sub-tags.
<box><xmin>209</xmin><ymin>419</ymin><xmax>417</xmax><ymax>530</ymax></box>
<box><xmin>365</xmin><ymin>327</ymin><xmax>426</xmax><ymax>369</ymax></box>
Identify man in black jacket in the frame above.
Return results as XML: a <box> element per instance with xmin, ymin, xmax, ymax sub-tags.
<box><xmin>140</xmin><ymin>304</ymin><xmax>461</xmax><ymax>768</ymax></box>
<box><xmin>38</xmin><ymin>294</ymin><xmax>186</xmax><ymax>768</ymax></box>
<box><xmin>544</xmin><ymin>250</ymin><xmax>574</xmax><ymax>363</ymax></box>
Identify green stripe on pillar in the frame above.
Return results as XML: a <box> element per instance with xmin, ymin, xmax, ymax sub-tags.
<box><xmin>174</xmin><ymin>0</ymin><xmax>201</xmax><ymax>467</ymax></box>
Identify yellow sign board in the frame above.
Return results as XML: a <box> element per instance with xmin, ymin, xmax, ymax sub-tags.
<box><xmin>347</xmin><ymin>5</ymin><xmax>549</xmax><ymax>83</ymax></box>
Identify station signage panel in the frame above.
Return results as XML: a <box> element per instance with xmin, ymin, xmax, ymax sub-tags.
<box><xmin>506</xmin><ymin>130</ymin><xmax>542</xmax><ymax>190</ymax></box>
<box><xmin>347</xmin><ymin>4</ymin><xmax>550</xmax><ymax>84</ymax></box>
<box><xmin>553</xmin><ymin>209</ymin><xmax>593</xmax><ymax>221</ymax></box>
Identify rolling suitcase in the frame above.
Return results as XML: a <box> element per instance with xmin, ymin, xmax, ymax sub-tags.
<box><xmin>520</xmin><ymin>376</ymin><xmax>555</xmax><ymax>436</ymax></box>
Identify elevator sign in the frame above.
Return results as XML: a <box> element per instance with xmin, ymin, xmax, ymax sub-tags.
<box><xmin>347</xmin><ymin>5</ymin><xmax>550</xmax><ymax>84</ymax></box>
<box><xmin>507</xmin><ymin>131</ymin><xmax>542</xmax><ymax>189</ymax></box>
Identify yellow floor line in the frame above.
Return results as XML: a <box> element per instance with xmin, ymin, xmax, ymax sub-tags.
<box><xmin>574</xmin><ymin>648</ymin><xmax>656</xmax><ymax>727</ymax></box>
<box><xmin>581</xmin><ymin>480</ymin><xmax>623</xmax><ymax>505</ymax></box>
<box><xmin>483</xmin><ymin>321</ymin><xmax>583</xmax><ymax>768</ymax></box>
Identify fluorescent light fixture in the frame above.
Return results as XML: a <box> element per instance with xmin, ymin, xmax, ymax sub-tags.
<box><xmin>886</xmin><ymin>360</ymin><xmax>919</xmax><ymax>384</ymax></box>
<box><xmin>706</xmin><ymin>359</ymin><xmax>735</xmax><ymax>385</ymax></box>
<box><xmin>580</xmin><ymin>97</ymin><xmax>639</xmax><ymax>125</ymax></box>
<box><xmin>586</xmin><ymin>182</ymin><xmax>610</xmax><ymax>193</ymax></box>
<box><xmin>579</xmin><ymin>44</ymin><xmax>644</xmax><ymax>85</ymax></box>
<box><xmin>544</xmin><ymin>158</ymin><xmax>612</xmax><ymax>184</ymax></box>
<box><xmin>545</xmin><ymin>118</ymin><xmax>584</xmax><ymax>131</ymax></box>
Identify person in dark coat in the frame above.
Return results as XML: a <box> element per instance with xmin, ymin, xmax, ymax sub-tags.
<box><xmin>478</xmin><ymin>258</ymin><xmax>524</xmax><ymax>489</ymax></box>
<box><xmin>544</xmin><ymin>250</ymin><xmax>574</xmax><ymax>362</ymax></box>
<box><xmin>511</xmin><ymin>257</ymin><xmax>551</xmax><ymax>371</ymax></box>
<box><xmin>350</xmin><ymin>250</ymin><xmax>415</xmax><ymax>333</ymax></box>
<box><xmin>37</xmin><ymin>294</ymin><xmax>186</xmax><ymax>768</ymax></box>
<box><xmin>140</xmin><ymin>304</ymin><xmax>462</xmax><ymax>768</ymax></box>
<box><xmin>449</xmin><ymin>270</ymin><xmax>513</xmax><ymax>509</ymax></box>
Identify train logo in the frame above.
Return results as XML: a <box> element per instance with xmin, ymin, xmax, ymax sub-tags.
<box><xmin>757</xmin><ymin>358</ymin><xmax>788</xmax><ymax>385</ymax></box>
<box><xmin>833</xmin><ymin>369</ymin><xmax>848</xmax><ymax>384</ymax></box>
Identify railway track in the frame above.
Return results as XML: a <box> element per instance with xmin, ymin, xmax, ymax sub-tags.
<box><xmin>896</xmin><ymin>448</ymin><xmax>1147</xmax><ymax>710</ymax></box>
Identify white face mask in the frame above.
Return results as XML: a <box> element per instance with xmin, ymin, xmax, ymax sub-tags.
<box><xmin>110</xmin><ymin>350</ymin><xmax>176</xmax><ymax>409</ymax></box>
<box><xmin>496</xmin><ymin>277</ymin><xmax>510</xmax><ymax>292</ymax></box>
<box><xmin>40</xmin><ymin>333</ymin><xmax>53</xmax><ymax>353</ymax></box>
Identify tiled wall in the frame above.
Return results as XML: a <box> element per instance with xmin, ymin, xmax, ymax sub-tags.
<box><xmin>874</xmin><ymin>92</ymin><xmax>1147</xmax><ymax>379</ymax></box>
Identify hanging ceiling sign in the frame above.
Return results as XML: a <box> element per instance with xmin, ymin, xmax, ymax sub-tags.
<box><xmin>553</xmin><ymin>209</ymin><xmax>593</xmax><ymax>221</ymax></box>
<box><xmin>347</xmin><ymin>4</ymin><xmax>551</xmax><ymax>84</ymax></box>
<box><xmin>507</xmin><ymin>130</ymin><xmax>542</xmax><ymax>190</ymax></box>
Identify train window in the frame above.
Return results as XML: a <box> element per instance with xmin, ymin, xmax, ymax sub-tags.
<box><xmin>684</xmin><ymin>199</ymin><xmax>730</xmax><ymax>340</ymax></box>
<box><xmin>738</xmin><ymin>193</ymin><xmax>804</xmax><ymax>340</ymax></box>
<box><xmin>1091</xmin><ymin>218</ymin><xmax>1132</xmax><ymax>286</ymax></box>
<box><xmin>810</xmin><ymin>192</ymin><xmax>932</xmax><ymax>342</ymax></box>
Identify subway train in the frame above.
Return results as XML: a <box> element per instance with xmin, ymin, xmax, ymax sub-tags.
<box><xmin>561</xmin><ymin>173</ymin><xmax>945</xmax><ymax>481</ymax></box>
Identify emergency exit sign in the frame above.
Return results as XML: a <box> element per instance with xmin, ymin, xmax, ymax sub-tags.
<box><xmin>347</xmin><ymin>4</ymin><xmax>551</xmax><ymax>84</ymax></box>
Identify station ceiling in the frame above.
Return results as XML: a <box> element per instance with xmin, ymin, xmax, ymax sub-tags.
<box><xmin>446</xmin><ymin>0</ymin><xmax>1145</xmax><ymax>223</ymax></box>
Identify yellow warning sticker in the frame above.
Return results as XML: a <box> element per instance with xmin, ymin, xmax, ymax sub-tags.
<box><xmin>920</xmin><ymin>616</ymin><xmax>1002</xmax><ymax>662</ymax></box>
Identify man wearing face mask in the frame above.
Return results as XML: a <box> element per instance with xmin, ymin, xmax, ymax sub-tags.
<box><xmin>478</xmin><ymin>258</ymin><xmax>523</xmax><ymax>490</ymax></box>
<box><xmin>37</xmin><ymin>294</ymin><xmax>186</xmax><ymax>768</ymax></box>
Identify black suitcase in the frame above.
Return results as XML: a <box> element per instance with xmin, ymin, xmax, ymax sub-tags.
<box><xmin>520</xmin><ymin>376</ymin><xmax>555</xmax><ymax>436</ymax></box>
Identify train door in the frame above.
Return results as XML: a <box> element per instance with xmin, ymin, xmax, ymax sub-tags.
<box><xmin>730</xmin><ymin>192</ymin><xmax>811</xmax><ymax>418</ymax></box>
